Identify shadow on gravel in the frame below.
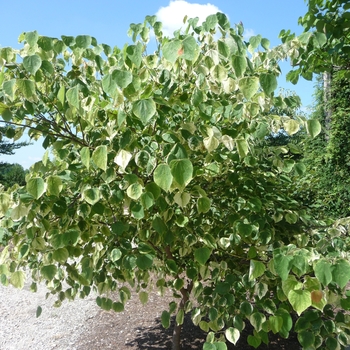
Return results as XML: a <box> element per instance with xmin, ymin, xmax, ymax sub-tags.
<box><xmin>124</xmin><ymin>314</ymin><xmax>301</xmax><ymax>350</ymax></box>
<box><xmin>125</xmin><ymin>314</ymin><xmax>205</xmax><ymax>349</ymax></box>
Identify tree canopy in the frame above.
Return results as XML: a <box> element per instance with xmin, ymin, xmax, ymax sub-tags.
<box><xmin>0</xmin><ymin>9</ymin><xmax>350</xmax><ymax>350</ymax></box>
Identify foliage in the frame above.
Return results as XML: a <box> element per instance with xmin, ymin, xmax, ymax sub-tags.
<box><xmin>0</xmin><ymin>13</ymin><xmax>349</xmax><ymax>350</ymax></box>
<box><xmin>279</xmin><ymin>0</ymin><xmax>350</xmax><ymax>83</ymax></box>
<box><xmin>298</xmin><ymin>73</ymin><xmax>350</xmax><ymax>219</ymax></box>
<box><xmin>0</xmin><ymin>162</ymin><xmax>27</xmax><ymax>189</ymax></box>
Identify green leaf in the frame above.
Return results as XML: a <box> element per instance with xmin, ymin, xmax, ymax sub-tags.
<box><xmin>112</xmin><ymin>302</ymin><xmax>124</xmax><ymax>312</ymax></box>
<box><xmin>102</xmin><ymin>74</ymin><xmax>117</xmax><ymax>96</ymax></box>
<box><xmin>161</xmin><ymin>310</ymin><xmax>171</xmax><ymax>328</ymax></box>
<box><xmin>225</xmin><ymin>327</ymin><xmax>240</xmax><ymax>345</ymax></box>
<box><xmin>110</xmin><ymin>248</ymin><xmax>122</xmax><ymax>262</ymax></box>
<box><xmin>127</xmin><ymin>183</ymin><xmax>143</xmax><ymax>200</ymax></box>
<box><xmin>269</xmin><ymin>316</ymin><xmax>283</xmax><ymax>334</ymax></box>
<box><xmin>298</xmin><ymin>331</ymin><xmax>315</xmax><ymax>348</ymax></box>
<box><xmin>306</xmin><ymin>119</ymin><xmax>321</xmax><ymax>138</ymax></box>
<box><xmin>46</xmin><ymin>176</ymin><xmax>63</xmax><ymax>197</ymax></box>
<box><xmin>249</xmin><ymin>35</ymin><xmax>261</xmax><ymax>50</ymax></box>
<box><xmin>249</xmin><ymin>260</ymin><xmax>266</xmax><ymax>280</ymax></box>
<box><xmin>66</xmin><ymin>86</ymin><xmax>80</xmax><ymax>109</ymax></box>
<box><xmin>203</xmin><ymin>343</ymin><xmax>216</xmax><ymax>350</ymax></box>
<box><xmin>261</xmin><ymin>38</ymin><xmax>270</xmax><ymax>50</ymax></box>
<box><xmin>80</xmin><ymin>147</ymin><xmax>90</xmax><ymax>170</ymax></box>
<box><xmin>83</xmin><ymin>188</ymin><xmax>100</xmax><ymax>205</ymax></box>
<box><xmin>176</xmin><ymin>309</ymin><xmax>184</xmax><ymax>325</ymax></box>
<box><xmin>136</xmin><ymin>254</ymin><xmax>153</xmax><ymax>270</ymax></box>
<box><xmin>26</xmin><ymin>177</ymin><xmax>45</xmax><ymax>199</ymax></box>
<box><xmin>112</xmin><ymin>69</ymin><xmax>133</xmax><ymax>89</ymax></box>
<box><xmin>332</xmin><ymin>259</ymin><xmax>350</xmax><ymax>288</ymax></box>
<box><xmin>194</xmin><ymin>247</ymin><xmax>212</xmax><ymax>266</ymax></box>
<box><xmin>170</xmin><ymin>159</ymin><xmax>193</xmax><ymax>190</ymax></box>
<box><xmin>3</xmin><ymin>80</ymin><xmax>16</xmax><ymax>100</ymax></box>
<box><xmin>139</xmin><ymin>291</ymin><xmax>148</xmax><ymax>305</ymax></box>
<box><xmin>132</xmin><ymin>99</ymin><xmax>156</xmax><ymax>125</ymax></box>
<box><xmin>25</xmin><ymin>31</ymin><xmax>39</xmax><ymax>46</ymax></box>
<box><xmin>52</xmin><ymin>248</ymin><xmax>69</xmax><ymax>264</ymax></box>
<box><xmin>174</xmin><ymin>192</ymin><xmax>191</xmax><ymax>208</ymax></box>
<box><xmin>284</xmin><ymin>119</ymin><xmax>300</xmax><ymax>135</ymax></box>
<box><xmin>92</xmin><ymin>145</ymin><xmax>107</xmax><ymax>171</ymax></box>
<box><xmin>10</xmin><ymin>271</ymin><xmax>25</xmax><ymax>289</ymax></box>
<box><xmin>126</xmin><ymin>42</ymin><xmax>143</xmax><ymax>67</ymax></box>
<box><xmin>140</xmin><ymin>192</ymin><xmax>154</xmax><ymax>209</ymax></box>
<box><xmin>250</xmin><ymin>312</ymin><xmax>266</xmax><ymax>332</ymax></box>
<box><xmin>36</xmin><ymin>306</ymin><xmax>42</xmax><ymax>318</ymax></box>
<box><xmin>314</xmin><ymin>259</ymin><xmax>332</xmax><ymax>286</ymax></box>
<box><xmin>259</xmin><ymin>73</ymin><xmax>277</xmax><ymax>95</ymax></box>
<box><xmin>275</xmin><ymin>308</ymin><xmax>292</xmax><ymax>333</ymax></box>
<box><xmin>274</xmin><ymin>254</ymin><xmax>293</xmax><ymax>281</ymax></box>
<box><xmin>75</xmin><ymin>35</ymin><xmax>92</xmax><ymax>49</ymax></box>
<box><xmin>166</xmin><ymin>259</ymin><xmax>178</xmax><ymax>274</ymax></box>
<box><xmin>236</xmin><ymin>138</ymin><xmax>249</xmax><ymax>158</ymax></box>
<box><xmin>232</xmin><ymin>55</ymin><xmax>247</xmax><ymax>78</ymax></box>
<box><xmin>288</xmin><ymin>289</ymin><xmax>311</xmax><ymax>315</ymax></box>
<box><xmin>154</xmin><ymin>163</ymin><xmax>173</xmax><ymax>192</ymax></box>
<box><xmin>197</xmin><ymin>197</ymin><xmax>211</xmax><ymax>214</ymax></box>
<box><xmin>247</xmin><ymin>335</ymin><xmax>261</xmax><ymax>349</ymax></box>
<box><xmin>41</xmin><ymin>265</ymin><xmax>57</xmax><ymax>281</ymax></box>
<box><xmin>182</xmin><ymin>36</ymin><xmax>199</xmax><ymax>61</ymax></box>
<box><xmin>239</xmin><ymin>77</ymin><xmax>259</xmax><ymax>99</ymax></box>
<box><xmin>162</xmin><ymin>40</ymin><xmax>182</xmax><ymax>64</ymax></box>
<box><xmin>237</xmin><ymin>223</ymin><xmax>253</xmax><ymax>237</ymax></box>
<box><xmin>17</xmin><ymin>79</ymin><xmax>36</xmax><ymax>100</ymax></box>
<box><xmin>23</xmin><ymin>55</ymin><xmax>42</xmax><ymax>75</ymax></box>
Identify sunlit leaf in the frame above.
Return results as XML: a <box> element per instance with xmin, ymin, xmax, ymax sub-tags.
<box><xmin>92</xmin><ymin>145</ymin><xmax>107</xmax><ymax>171</ymax></box>
<box><xmin>288</xmin><ymin>289</ymin><xmax>311</xmax><ymax>315</ymax></box>
<box><xmin>66</xmin><ymin>85</ymin><xmax>80</xmax><ymax>109</ymax></box>
<box><xmin>26</xmin><ymin>177</ymin><xmax>45</xmax><ymax>199</ymax></box>
<box><xmin>10</xmin><ymin>271</ymin><xmax>25</xmax><ymax>289</ymax></box>
<box><xmin>170</xmin><ymin>159</ymin><xmax>193</xmax><ymax>190</ymax></box>
<box><xmin>132</xmin><ymin>99</ymin><xmax>156</xmax><ymax>125</ymax></box>
<box><xmin>225</xmin><ymin>327</ymin><xmax>240</xmax><ymax>345</ymax></box>
<box><xmin>259</xmin><ymin>73</ymin><xmax>277</xmax><ymax>95</ymax></box>
<box><xmin>194</xmin><ymin>247</ymin><xmax>212</xmax><ymax>266</ymax></box>
<box><xmin>239</xmin><ymin>77</ymin><xmax>259</xmax><ymax>99</ymax></box>
<box><xmin>154</xmin><ymin>163</ymin><xmax>173</xmax><ymax>192</ymax></box>
<box><xmin>306</xmin><ymin>119</ymin><xmax>321</xmax><ymax>138</ymax></box>
<box><xmin>46</xmin><ymin>176</ymin><xmax>63</xmax><ymax>197</ymax></box>
<box><xmin>23</xmin><ymin>55</ymin><xmax>42</xmax><ymax>75</ymax></box>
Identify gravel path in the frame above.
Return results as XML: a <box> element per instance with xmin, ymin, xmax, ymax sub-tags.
<box><xmin>0</xmin><ymin>278</ymin><xmax>99</xmax><ymax>350</ymax></box>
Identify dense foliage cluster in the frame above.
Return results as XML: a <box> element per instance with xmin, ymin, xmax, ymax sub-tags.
<box><xmin>0</xmin><ymin>4</ymin><xmax>350</xmax><ymax>350</ymax></box>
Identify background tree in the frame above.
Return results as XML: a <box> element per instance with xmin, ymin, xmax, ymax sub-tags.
<box><xmin>278</xmin><ymin>0</ymin><xmax>350</xmax><ymax>220</ymax></box>
<box><xmin>0</xmin><ymin>126</ymin><xmax>29</xmax><ymax>189</ymax></box>
<box><xmin>0</xmin><ymin>125</ymin><xmax>30</xmax><ymax>156</ymax></box>
<box><xmin>0</xmin><ymin>12</ymin><xmax>350</xmax><ymax>350</ymax></box>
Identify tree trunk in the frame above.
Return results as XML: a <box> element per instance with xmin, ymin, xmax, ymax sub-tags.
<box><xmin>172</xmin><ymin>321</ymin><xmax>182</xmax><ymax>350</ymax></box>
<box><xmin>171</xmin><ymin>282</ymin><xmax>193</xmax><ymax>350</ymax></box>
<box><xmin>323</xmin><ymin>71</ymin><xmax>332</xmax><ymax>140</ymax></box>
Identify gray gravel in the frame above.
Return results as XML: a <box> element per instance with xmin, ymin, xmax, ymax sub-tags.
<box><xmin>0</xmin><ymin>278</ymin><xmax>99</xmax><ymax>350</ymax></box>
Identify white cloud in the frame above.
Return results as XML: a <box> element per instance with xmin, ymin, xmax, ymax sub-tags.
<box><xmin>243</xmin><ymin>28</ymin><xmax>255</xmax><ymax>41</ymax></box>
<box><xmin>156</xmin><ymin>0</ymin><xmax>222</xmax><ymax>37</ymax></box>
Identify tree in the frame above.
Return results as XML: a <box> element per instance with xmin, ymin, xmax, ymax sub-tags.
<box><xmin>0</xmin><ymin>162</ymin><xmax>27</xmax><ymax>189</ymax></box>
<box><xmin>0</xmin><ymin>126</ymin><xmax>29</xmax><ymax>189</ymax></box>
<box><xmin>0</xmin><ymin>13</ymin><xmax>350</xmax><ymax>350</ymax></box>
<box><xmin>0</xmin><ymin>125</ymin><xmax>30</xmax><ymax>156</ymax></box>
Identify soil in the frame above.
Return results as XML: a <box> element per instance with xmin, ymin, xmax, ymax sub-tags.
<box><xmin>75</xmin><ymin>290</ymin><xmax>302</xmax><ymax>350</ymax></box>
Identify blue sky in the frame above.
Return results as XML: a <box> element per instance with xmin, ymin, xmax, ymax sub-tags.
<box><xmin>0</xmin><ymin>0</ymin><xmax>313</xmax><ymax>168</ymax></box>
